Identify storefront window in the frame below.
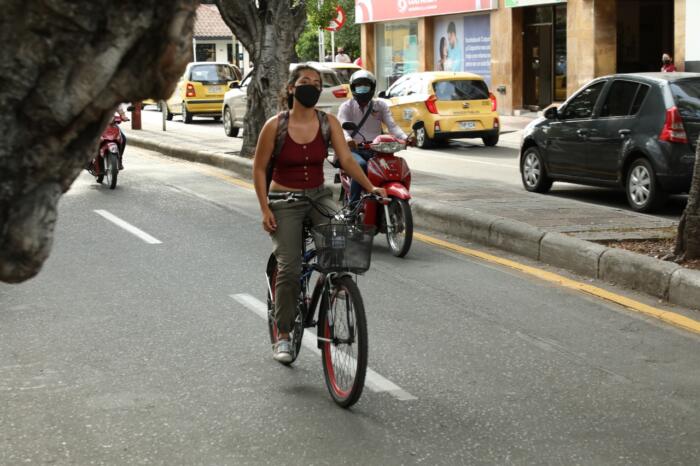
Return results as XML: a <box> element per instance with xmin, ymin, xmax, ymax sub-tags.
<box><xmin>554</xmin><ymin>5</ymin><xmax>567</xmax><ymax>101</ymax></box>
<box><xmin>376</xmin><ymin>21</ymin><xmax>419</xmax><ymax>91</ymax></box>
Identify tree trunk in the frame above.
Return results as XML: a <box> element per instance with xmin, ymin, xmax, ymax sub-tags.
<box><xmin>675</xmin><ymin>138</ymin><xmax>700</xmax><ymax>259</ymax></box>
<box><xmin>216</xmin><ymin>0</ymin><xmax>307</xmax><ymax>157</ymax></box>
<box><xmin>0</xmin><ymin>1</ymin><xmax>198</xmax><ymax>283</ymax></box>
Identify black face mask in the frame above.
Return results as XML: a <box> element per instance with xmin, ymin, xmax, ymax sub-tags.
<box><xmin>290</xmin><ymin>85</ymin><xmax>321</xmax><ymax>108</ymax></box>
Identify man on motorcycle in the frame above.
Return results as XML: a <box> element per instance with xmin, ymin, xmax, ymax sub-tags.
<box><xmin>337</xmin><ymin>70</ymin><xmax>410</xmax><ymax>205</ymax></box>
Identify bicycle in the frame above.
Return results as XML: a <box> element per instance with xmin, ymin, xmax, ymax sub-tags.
<box><xmin>265</xmin><ymin>192</ymin><xmax>379</xmax><ymax>408</ymax></box>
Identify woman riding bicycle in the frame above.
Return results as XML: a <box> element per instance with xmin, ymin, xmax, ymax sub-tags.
<box><xmin>252</xmin><ymin>64</ymin><xmax>387</xmax><ymax>363</ymax></box>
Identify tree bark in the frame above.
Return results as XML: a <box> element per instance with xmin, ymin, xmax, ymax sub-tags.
<box><xmin>675</xmin><ymin>138</ymin><xmax>700</xmax><ymax>259</ymax></box>
<box><xmin>0</xmin><ymin>1</ymin><xmax>198</xmax><ymax>283</ymax></box>
<box><xmin>216</xmin><ymin>0</ymin><xmax>307</xmax><ymax>157</ymax></box>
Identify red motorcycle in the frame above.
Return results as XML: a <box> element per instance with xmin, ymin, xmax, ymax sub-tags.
<box><xmin>87</xmin><ymin>115</ymin><xmax>125</xmax><ymax>189</ymax></box>
<box><xmin>337</xmin><ymin>122</ymin><xmax>422</xmax><ymax>257</ymax></box>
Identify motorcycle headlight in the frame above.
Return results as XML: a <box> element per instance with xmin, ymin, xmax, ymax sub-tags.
<box><xmin>369</xmin><ymin>141</ymin><xmax>405</xmax><ymax>153</ymax></box>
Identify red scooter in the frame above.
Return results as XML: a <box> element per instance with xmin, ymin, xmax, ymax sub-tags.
<box><xmin>87</xmin><ymin>115</ymin><xmax>125</xmax><ymax>189</ymax></box>
<box><xmin>337</xmin><ymin>122</ymin><xmax>422</xmax><ymax>257</ymax></box>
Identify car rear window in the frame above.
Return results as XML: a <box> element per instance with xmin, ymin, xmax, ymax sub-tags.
<box><xmin>334</xmin><ymin>68</ymin><xmax>353</xmax><ymax>84</ymax></box>
<box><xmin>670</xmin><ymin>79</ymin><xmax>700</xmax><ymax>120</ymax></box>
<box><xmin>432</xmin><ymin>80</ymin><xmax>489</xmax><ymax>101</ymax></box>
<box><xmin>321</xmin><ymin>71</ymin><xmax>341</xmax><ymax>88</ymax></box>
<box><xmin>190</xmin><ymin>64</ymin><xmax>237</xmax><ymax>84</ymax></box>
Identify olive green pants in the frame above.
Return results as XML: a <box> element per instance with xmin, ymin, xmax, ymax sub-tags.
<box><xmin>269</xmin><ymin>187</ymin><xmax>336</xmax><ymax>333</ymax></box>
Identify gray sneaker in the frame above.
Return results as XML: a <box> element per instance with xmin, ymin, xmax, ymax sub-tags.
<box><xmin>273</xmin><ymin>339</ymin><xmax>293</xmax><ymax>363</ymax></box>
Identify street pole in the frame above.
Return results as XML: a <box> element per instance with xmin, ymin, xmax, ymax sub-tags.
<box><xmin>161</xmin><ymin>100</ymin><xmax>167</xmax><ymax>131</ymax></box>
<box><xmin>319</xmin><ymin>28</ymin><xmax>325</xmax><ymax>62</ymax></box>
<box><xmin>331</xmin><ymin>30</ymin><xmax>335</xmax><ymax>61</ymax></box>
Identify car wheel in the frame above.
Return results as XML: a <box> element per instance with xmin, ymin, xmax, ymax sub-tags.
<box><xmin>223</xmin><ymin>108</ymin><xmax>239</xmax><ymax>137</ymax></box>
<box><xmin>182</xmin><ymin>103</ymin><xmax>193</xmax><ymax>124</ymax></box>
<box><xmin>483</xmin><ymin>133</ymin><xmax>499</xmax><ymax>147</ymax></box>
<box><xmin>415</xmin><ymin>125</ymin><xmax>433</xmax><ymax>149</ymax></box>
<box><xmin>521</xmin><ymin>146</ymin><xmax>553</xmax><ymax>193</ymax></box>
<box><xmin>626</xmin><ymin>158</ymin><xmax>667</xmax><ymax>212</ymax></box>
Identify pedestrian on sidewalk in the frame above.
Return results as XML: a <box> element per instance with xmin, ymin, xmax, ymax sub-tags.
<box><xmin>661</xmin><ymin>53</ymin><xmax>676</xmax><ymax>72</ymax></box>
<box><xmin>335</xmin><ymin>47</ymin><xmax>351</xmax><ymax>63</ymax></box>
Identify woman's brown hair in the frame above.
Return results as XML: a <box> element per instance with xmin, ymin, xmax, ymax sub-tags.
<box><xmin>279</xmin><ymin>63</ymin><xmax>324</xmax><ymax>110</ymax></box>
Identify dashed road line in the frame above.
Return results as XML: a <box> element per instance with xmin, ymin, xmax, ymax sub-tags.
<box><xmin>231</xmin><ymin>293</ymin><xmax>417</xmax><ymax>401</ymax></box>
<box><xmin>94</xmin><ymin>210</ymin><xmax>162</xmax><ymax>244</ymax></box>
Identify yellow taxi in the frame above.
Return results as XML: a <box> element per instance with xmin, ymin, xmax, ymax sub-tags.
<box><xmin>377</xmin><ymin>71</ymin><xmax>499</xmax><ymax>148</ymax></box>
<box><xmin>164</xmin><ymin>62</ymin><xmax>242</xmax><ymax>124</ymax></box>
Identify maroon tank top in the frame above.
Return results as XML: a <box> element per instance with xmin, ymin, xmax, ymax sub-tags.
<box><xmin>272</xmin><ymin>128</ymin><xmax>326</xmax><ymax>189</ymax></box>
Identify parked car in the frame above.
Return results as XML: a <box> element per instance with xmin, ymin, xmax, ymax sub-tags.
<box><xmin>222</xmin><ymin>63</ymin><xmax>349</xmax><ymax>137</ymax></box>
<box><xmin>163</xmin><ymin>62</ymin><xmax>242</xmax><ymax>124</ymax></box>
<box><xmin>520</xmin><ymin>72</ymin><xmax>700</xmax><ymax>212</ymax></box>
<box><xmin>377</xmin><ymin>72</ymin><xmax>499</xmax><ymax>148</ymax></box>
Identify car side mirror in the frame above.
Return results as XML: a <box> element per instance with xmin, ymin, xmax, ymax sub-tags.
<box><xmin>229</xmin><ymin>81</ymin><xmax>241</xmax><ymax>89</ymax></box>
<box><xmin>377</xmin><ymin>91</ymin><xmax>387</xmax><ymax>99</ymax></box>
<box><xmin>544</xmin><ymin>106</ymin><xmax>559</xmax><ymax>120</ymax></box>
<box><xmin>342</xmin><ymin>122</ymin><xmax>358</xmax><ymax>132</ymax></box>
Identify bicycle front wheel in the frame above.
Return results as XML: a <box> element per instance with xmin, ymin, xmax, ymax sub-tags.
<box><xmin>319</xmin><ymin>275</ymin><xmax>368</xmax><ymax>408</ymax></box>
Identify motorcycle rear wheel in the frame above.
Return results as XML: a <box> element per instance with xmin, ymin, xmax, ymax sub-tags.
<box><xmin>385</xmin><ymin>198</ymin><xmax>413</xmax><ymax>258</ymax></box>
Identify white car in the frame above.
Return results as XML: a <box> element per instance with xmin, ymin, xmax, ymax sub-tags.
<box><xmin>222</xmin><ymin>64</ymin><xmax>349</xmax><ymax>137</ymax></box>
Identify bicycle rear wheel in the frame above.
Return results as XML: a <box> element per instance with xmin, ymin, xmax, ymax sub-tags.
<box><xmin>319</xmin><ymin>275</ymin><xmax>368</xmax><ymax>407</ymax></box>
<box><xmin>266</xmin><ymin>254</ymin><xmax>304</xmax><ymax>365</ymax></box>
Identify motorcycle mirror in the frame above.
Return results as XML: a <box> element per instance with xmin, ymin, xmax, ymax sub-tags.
<box><xmin>342</xmin><ymin>122</ymin><xmax>358</xmax><ymax>132</ymax></box>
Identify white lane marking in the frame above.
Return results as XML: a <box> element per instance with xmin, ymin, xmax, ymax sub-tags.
<box><xmin>94</xmin><ymin>210</ymin><xmax>162</xmax><ymax>244</ymax></box>
<box><xmin>405</xmin><ymin>152</ymin><xmax>513</xmax><ymax>168</ymax></box>
<box><xmin>230</xmin><ymin>293</ymin><xmax>417</xmax><ymax>401</ymax></box>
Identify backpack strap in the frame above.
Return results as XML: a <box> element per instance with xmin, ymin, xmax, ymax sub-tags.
<box><xmin>316</xmin><ymin>109</ymin><xmax>331</xmax><ymax>149</ymax></box>
<box><xmin>272</xmin><ymin>110</ymin><xmax>290</xmax><ymax>159</ymax></box>
<box><xmin>351</xmin><ymin>100</ymin><xmax>374</xmax><ymax>138</ymax></box>
<box><xmin>267</xmin><ymin>111</ymin><xmax>290</xmax><ymax>192</ymax></box>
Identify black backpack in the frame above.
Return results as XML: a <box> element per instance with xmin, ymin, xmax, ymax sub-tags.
<box><xmin>266</xmin><ymin>109</ymin><xmax>332</xmax><ymax>192</ymax></box>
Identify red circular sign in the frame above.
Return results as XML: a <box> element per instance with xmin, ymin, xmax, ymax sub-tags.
<box><xmin>324</xmin><ymin>6</ymin><xmax>346</xmax><ymax>32</ymax></box>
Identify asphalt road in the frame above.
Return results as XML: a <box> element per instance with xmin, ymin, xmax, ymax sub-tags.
<box><xmin>1</xmin><ymin>147</ymin><xmax>698</xmax><ymax>465</ymax></box>
<box><xmin>144</xmin><ymin>108</ymin><xmax>686</xmax><ymax>219</ymax></box>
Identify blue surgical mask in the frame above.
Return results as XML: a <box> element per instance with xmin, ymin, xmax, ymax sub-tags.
<box><xmin>354</xmin><ymin>85</ymin><xmax>371</xmax><ymax>94</ymax></box>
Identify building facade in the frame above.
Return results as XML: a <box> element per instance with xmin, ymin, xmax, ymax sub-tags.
<box><xmin>356</xmin><ymin>0</ymin><xmax>692</xmax><ymax>115</ymax></box>
<box><xmin>193</xmin><ymin>4</ymin><xmax>251</xmax><ymax>74</ymax></box>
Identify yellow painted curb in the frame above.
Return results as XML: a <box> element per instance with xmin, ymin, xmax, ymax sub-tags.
<box><xmin>414</xmin><ymin>232</ymin><xmax>700</xmax><ymax>335</ymax></box>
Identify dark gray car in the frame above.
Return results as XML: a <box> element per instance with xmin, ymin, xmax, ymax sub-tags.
<box><xmin>519</xmin><ymin>72</ymin><xmax>700</xmax><ymax>212</ymax></box>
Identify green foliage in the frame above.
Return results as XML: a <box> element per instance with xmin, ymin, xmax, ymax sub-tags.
<box><xmin>305</xmin><ymin>0</ymin><xmax>338</xmax><ymax>30</ymax></box>
<box><xmin>295</xmin><ymin>0</ymin><xmax>360</xmax><ymax>62</ymax></box>
<box><xmin>296</xmin><ymin>27</ymin><xmax>320</xmax><ymax>61</ymax></box>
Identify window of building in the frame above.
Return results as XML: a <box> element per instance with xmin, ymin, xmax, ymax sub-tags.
<box><xmin>376</xmin><ymin>20</ymin><xmax>419</xmax><ymax>91</ymax></box>
<box><xmin>196</xmin><ymin>43</ymin><xmax>216</xmax><ymax>62</ymax></box>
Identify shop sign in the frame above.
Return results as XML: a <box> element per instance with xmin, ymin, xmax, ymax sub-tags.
<box><xmin>355</xmin><ymin>0</ymin><xmax>497</xmax><ymax>24</ymax></box>
<box><xmin>505</xmin><ymin>0</ymin><xmax>566</xmax><ymax>7</ymax></box>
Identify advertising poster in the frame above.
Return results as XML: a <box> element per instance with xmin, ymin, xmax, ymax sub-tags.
<box><xmin>463</xmin><ymin>15</ymin><xmax>491</xmax><ymax>86</ymax></box>
<box><xmin>434</xmin><ymin>16</ymin><xmax>464</xmax><ymax>72</ymax></box>
<box><xmin>434</xmin><ymin>14</ymin><xmax>492</xmax><ymax>86</ymax></box>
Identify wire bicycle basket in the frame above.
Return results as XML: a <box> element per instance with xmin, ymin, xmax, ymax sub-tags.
<box><xmin>312</xmin><ymin>223</ymin><xmax>376</xmax><ymax>274</ymax></box>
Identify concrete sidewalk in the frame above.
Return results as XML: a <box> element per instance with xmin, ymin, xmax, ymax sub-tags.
<box><xmin>123</xmin><ymin>117</ymin><xmax>700</xmax><ymax>311</ymax></box>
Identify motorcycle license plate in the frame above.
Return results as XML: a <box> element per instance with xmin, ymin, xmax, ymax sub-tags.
<box><xmin>460</xmin><ymin>121</ymin><xmax>477</xmax><ymax>129</ymax></box>
<box><xmin>207</xmin><ymin>86</ymin><xmax>222</xmax><ymax>94</ymax></box>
